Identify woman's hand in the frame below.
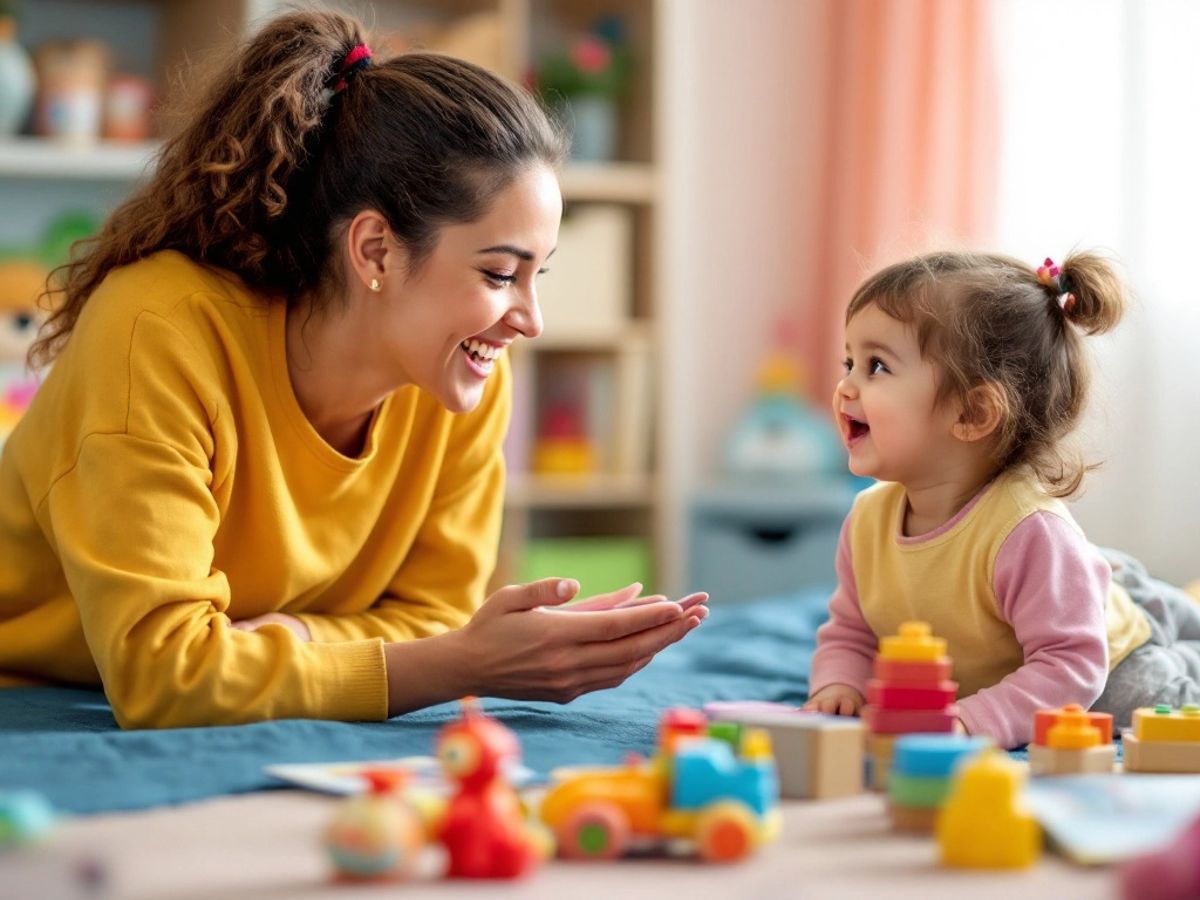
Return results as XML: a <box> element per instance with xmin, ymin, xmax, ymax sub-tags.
<box><xmin>230</xmin><ymin>612</ymin><xmax>312</xmax><ymax>642</ymax></box>
<box><xmin>803</xmin><ymin>683</ymin><xmax>864</xmax><ymax>716</ymax></box>
<box><xmin>452</xmin><ymin>578</ymin><xmax>708</xmax><ymax>704</ymax></box>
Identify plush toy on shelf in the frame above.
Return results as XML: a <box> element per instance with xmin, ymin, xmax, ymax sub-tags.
<box><xmin>724</xmin><ymin>316</ymin><xmax>845</xmax><ymax>480</ymax></box>
<box><xmin>0</xmin><ymin>212</ymin><xmax>97</xmax><ymax>449</ymax></box>
<box><xmin>0</xmin><ymin>255</ymin><xmax>47</xmax><ymax>448</ymax></box>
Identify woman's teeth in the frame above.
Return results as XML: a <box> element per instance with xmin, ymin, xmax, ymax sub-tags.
<box><xmin>461</xmin><ymin>339</ymin><xmax>502</xmax><ymax>361</ymax></box>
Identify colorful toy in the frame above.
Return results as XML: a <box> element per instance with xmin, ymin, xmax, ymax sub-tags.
<box><xmin>936</xmin><ymin>748</ymin><xmax>1040</xmax><ymax>868</ymax></box>
<box><xmin>435</xmin><ymin>698</ymin><xmax>550</xmax><ymax>879</ymax></box>
<box><xmin>0</xmin><ymin>257</ymin><xmax>47</xmax><ymax>446</ymax></box>
<box><xmin>324</xmin><ymin>769</ymin><xmax>426</xmax><ymax>882</ymax></box>
<box><xmin>0</xmin><ymin>213</ymin><xmax>99</xmax><ymax>448</ymax></box>
<box><xmin>710</xmin><ymin>707</ymin><xmax>864</xmax><ymax>800</ymax></box>
<box><xmin>723</xmin><ymin>317</ymin><xmax>845</xmax><ymax>479</ymax></box>
<box><xmin>1033</xmin><ymin>704</ymin><xmax>1113</xmax><ymax>745</ymax></box>
<box><xmin>1122</xmin><ymin>704</ymin><xmax>1200</xmax><ymax>774</ymax></box>
<box><xmin>886</xmin><ymin>734</ymin><xmax>990</xmax><ymax>832</ymax></box>
<box><xmin>1119</xmin><ymin>811</ymin><xmax>1200</xmax><ymax>900</ymax></box>
<box><xmin>539</xmin><ymin>707</ymin><xmax>780</xmax><ymax>863</ymax></box>
<box><xmin>1028</xmin><ymin>704</ymin><xmax>1116</xmax><ymax>775</ymax></box>
<box><xmin>861</xmin><ymin>621</ymin><xmax>959</xmax><ymax>789</ymax></box>
<box><xmin>0</xmin><ymin>790</ymin><xmax>56</xmax><ymax>847</ymax></box>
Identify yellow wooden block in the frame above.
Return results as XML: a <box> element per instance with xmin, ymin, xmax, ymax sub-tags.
<box><xmin>878</xmin><ymin>621</ymin><xmax>947</xmax><ymax>662</ymax></box>
<box><xmin>936</xmin><ymin>750</ymin><xmax>1040</xmax><ymax>869</ymax></box>
<box><xmin>1122</xmin><ymin>730</ymin><xmax>1200</xmax><ymax>773</ymax></box>
<box><xmin>1133</xmin><ymin>705</ymin><xmax>1200</xmax><ymax>742</ymax></box>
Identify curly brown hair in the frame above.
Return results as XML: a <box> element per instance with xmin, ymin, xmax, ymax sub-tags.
<box><xmin>30</xmin><ymin>9</ymin><xmax>567</xmax><ymax>367</ymax></box>
<box><xmin>846</xmin><ymin>250</ymin><xmax>1126</xmax><ymax>497</ymax></box>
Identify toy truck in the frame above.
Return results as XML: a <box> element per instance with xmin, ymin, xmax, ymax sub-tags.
<box><xmin>539</xmin><ymin>708</ymin><xmax>780</xmax><ymax>863</ymax></box>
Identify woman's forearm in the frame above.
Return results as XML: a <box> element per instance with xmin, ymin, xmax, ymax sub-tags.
<box><xmin>382</xmin><ymin>629</ymin><xmax>476</xmax><ymax>717</ymax></box>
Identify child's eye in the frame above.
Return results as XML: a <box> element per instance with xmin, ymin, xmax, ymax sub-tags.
<box><xmin>842</xmin><ymin>357</ymin><xmax>853</xmax><ymax>373</ymax></box>
<box><xmin>868</xmin><ymin>356</ymin><xmax>889</xmax><ymax>375</ymax></box>
<box><xmin>482</xmin><ymin>270</ymin><xmax>516</xmax><ymax>287</ymax></box>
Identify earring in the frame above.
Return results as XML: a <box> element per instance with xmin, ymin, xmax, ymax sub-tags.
<box><xmin>369</xmin><ymin>278</ymin><xmax>381</xmax><ymax>292</ymax></box>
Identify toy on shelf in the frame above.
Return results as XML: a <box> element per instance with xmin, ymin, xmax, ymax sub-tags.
<box><xmin>539</xmin><ymin>707</ymin><xmax>780</xmax><ymax>863</ymax></box>
<box><xmin>723</xmin><ymin>316</ymin><xmax>845</xmax><ymax>481</ymax></box>
<box><xmin>886</xmin><ymin>734</ymin><xmax>990</xmax><ymax>832</ymax></box>
<box><xmin>936</xmin><ymin>748</ymin><xmax>1040</xmax><ymax>869</ymax></box>
<box><xmin>705</xmin><ymin>705</ymin><xmax>865</xmax><ymax>800</ymax></box>
<box><xmin>1119</xmin><ymin>811</ymin><xmax>1200</xmax><ymax>900</ymax></box>
<box><xmin>1</xmin><ymin>212</ymin><xmax>99</xmax><ymax>449</ymax></box>
<box><xmin>1028</xmin><ymin>704</ymin><xmax>1116</xmax><ymax>776</ymax></box>
<box><xmin>436</xmin><ymin>698</ymin><xmax>551</xmax><ymax>879</ymax></box>
<box><xmin>861</xmin><ymin>621</ymin><xmax>959</xmax><ymax>790</ymax></box>
<box><xmin>0</xmin><ymin>256</ymin><xmax>45</xmax><ymax>446</ymax></box>
<box><xmin>532</xmin><ymin>401</ymin><xmax>596</xmax><ymax>475</ymax></box>
<box><xmin>324</xmin><ymin>769</ymin><xmax>426</xmax><ymax>882</ymax></box>
<box><xmin>1122</xmin><ymin>704</ymin><xmax>1200</xmax><ymax>774</ymax></box>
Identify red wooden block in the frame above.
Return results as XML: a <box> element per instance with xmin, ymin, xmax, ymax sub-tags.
<box><xmin>1033</xmin><ymin>707</ymin><xmax>1113</xmax><ymax>746</ymax></box>
<box><xmin>872</xmin><ymin>657</ymin><xmax>953</xmax><ymax>685</ymax></box>
<box><xmin>863</xmin><ymin>704</ymin><xmax>959</xmax><ymax>735</ymax></box>
<box><xmin>866</xmin><ymin>679</ymin><xmax>958</xmax><ymax>711</ymax></box>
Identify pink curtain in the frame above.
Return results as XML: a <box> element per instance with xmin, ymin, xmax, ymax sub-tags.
<box><xmin>801</xmin><ymin>0</ymin><xmax>998</xmax><ymax>404</ymax></box>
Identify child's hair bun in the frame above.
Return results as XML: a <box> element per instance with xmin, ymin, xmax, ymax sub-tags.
<box><xmin>1058</xmin><ymin>251</ymin><xmax>1126</xmax><ymax>336</ymax></box>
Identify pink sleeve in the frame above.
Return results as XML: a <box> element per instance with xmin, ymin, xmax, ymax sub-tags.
<box><xmin>808</xmin><ymin>510</ymin><xmax>877</xmax><ymax>698</ymax></box>
<box><xmin>956</xmin><ymin>510</ymin><xmax>1111</xmax><ymax>748</ymax></box>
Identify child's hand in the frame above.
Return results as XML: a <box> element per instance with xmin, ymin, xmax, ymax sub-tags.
<box><xmin>803</xmin><ymin>683</ymin><xmax>864</xmax><ymax>716</ymax></box>
<box><xmin>231</xmin><ymin>612</ymin><xmax>312</xmax><ymax>642</ymax></box>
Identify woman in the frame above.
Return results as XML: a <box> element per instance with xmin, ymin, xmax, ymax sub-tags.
<box><xmin>0</xmin><ymin>10</ymin><xmax>706</xmax><ymax>728</ymax></box>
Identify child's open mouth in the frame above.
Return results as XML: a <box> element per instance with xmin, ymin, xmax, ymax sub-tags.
<box><xmin>844</xmin><ymin>414</ymin><xmax>870</xmax><ymax>444</ymax></box>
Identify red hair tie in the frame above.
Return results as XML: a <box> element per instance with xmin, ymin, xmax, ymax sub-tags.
<box><xmin>330</xmin><ymin>43</ymin><xmax>372</xmax><ymax>94</ymax></box>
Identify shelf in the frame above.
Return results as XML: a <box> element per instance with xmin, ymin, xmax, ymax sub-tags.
<box><xmin>0</xmin><ymin>139</ymin><xmax>657</xmax><ymax>203</ymax></box>
<box><xmin>505</xmin><ymin>472</ymin><xmax>655</xmax><ymax>509</ymax></box>
<box><xmin>559</xmin><ymin>162</ymin><xmax>657</xmax><ymax>204</ymax></box>
<box><xmin>517</xmin><ymin>320</ymin><xmax>652</xmax><ymax>352</ymax></box>
<box><xmin>0</xmin><ymin>137</ymin><xmax>161</xmax><ymax>181</ymax></box>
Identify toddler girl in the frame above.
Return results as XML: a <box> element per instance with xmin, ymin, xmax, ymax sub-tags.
<box><xmin>805</xmin><ymin>251</ymin><xmax>1200</xmax><ymax>747</ymax></box>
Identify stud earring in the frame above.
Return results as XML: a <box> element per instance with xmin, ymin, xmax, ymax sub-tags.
<box><xmin>369</xmin><ymin>278</ymin><xmax>381</xmax><ymax>292</ymax></box>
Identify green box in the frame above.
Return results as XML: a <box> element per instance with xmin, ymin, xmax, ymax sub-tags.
<box><xmin>519</xmin><ymin>537</ymin><xmax>653</xmax><ymax>600</ymax></box>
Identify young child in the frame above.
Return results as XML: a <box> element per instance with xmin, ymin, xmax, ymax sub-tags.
<box><xmin>804</xmin><ymin>250</ymin><xmax>1200</xmax><ymax>748</ymax></box>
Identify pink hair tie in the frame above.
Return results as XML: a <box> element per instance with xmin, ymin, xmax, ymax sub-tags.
<box><xmin>1036</xmin><ymin>256</ymin><xmax>1075</xmax><ymax>314</ymax></box>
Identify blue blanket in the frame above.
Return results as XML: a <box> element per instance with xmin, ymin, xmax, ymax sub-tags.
<box><xmin>0</xmin><ymin>591</ymin><xmax>829</xmax><ymax>815</ymax></box>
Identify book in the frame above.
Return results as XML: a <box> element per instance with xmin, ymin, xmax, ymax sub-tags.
<box><xmin>1025</xmin><ymin>773</ymin><xmax>1200</xmax><ymax>865</ymax></box>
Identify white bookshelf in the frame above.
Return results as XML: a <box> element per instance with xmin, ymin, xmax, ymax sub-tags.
<box><xmin>0</xmin><ymin>138</ymin><xmax>161</xmax><ymax>181</ymax></box>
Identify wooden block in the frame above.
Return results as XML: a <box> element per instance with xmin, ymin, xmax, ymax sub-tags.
<box><xmin>863</xmin><ymin>705</ymin><xmax>958</xmax><ymax>735</ymax></box>
<box><xmin>714</xmin><ymin>711</ymin><xmax>865</xmax><ymax>800</ymax></box>
<box><xmin>867</xmin><ymin>679</ymin><xmax>958</xmax><ymax>711</ymax></box>
<box><xmin>1122</xmin><ymin>730</ymin><xmax>1200</xmax><ymax>773</ymax></box>
<box><xmin>1034</xmin><ymin>707</ymin><xmax>1113</xmax><ymax>745</ymax></box>
<box><xmin>1028</xmin><ymin>743</ymin><xmax>1117</xmax><ymax>775</ymax></box>
<box><xmin>888</xmin><ymin>802</ymin><xmax>941</xmax><ymax>833</ymax></box>
<box><xmin>872</xmin><ymin>657</ymin><xmax>954</xmax><ymax>685</ymax></box>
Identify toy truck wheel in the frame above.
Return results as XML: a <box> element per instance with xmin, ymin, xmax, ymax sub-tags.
<box><xmin>695</xmin><ymin>801</ymin><xmax>757</xmax><ymax>863</ymax></box>
<box><xmin>557</xmin><ymin>801</ymin><xmax>630</xmax><ymax>860</ymax></box>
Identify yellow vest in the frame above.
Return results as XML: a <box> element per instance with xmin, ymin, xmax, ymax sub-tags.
<box><xmin>848</xmin><ymin>471</ymin><xmax>1150</xmax><ymax>699</ymax></box>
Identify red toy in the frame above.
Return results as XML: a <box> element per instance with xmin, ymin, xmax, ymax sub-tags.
<box><xmin>435</xmin><ymin>699</ymin><xmax>547</xmax><ymax>879</ymax></box>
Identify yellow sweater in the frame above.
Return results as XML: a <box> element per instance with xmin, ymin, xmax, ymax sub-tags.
<box><xmin>0</xmin><ymin>251</ymin><xmax>510</xmax><ymax>728</ymax></box>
